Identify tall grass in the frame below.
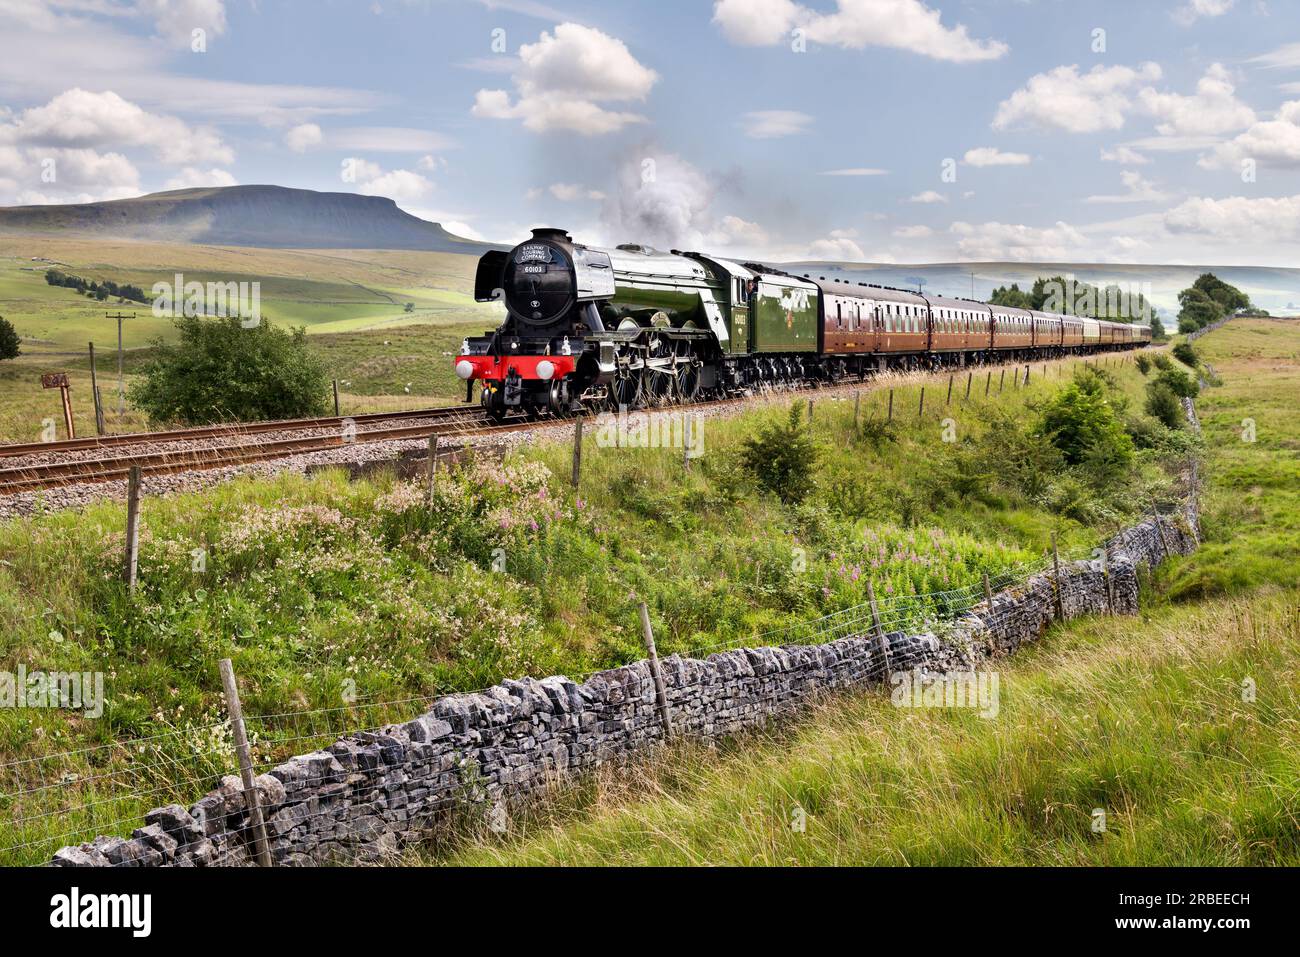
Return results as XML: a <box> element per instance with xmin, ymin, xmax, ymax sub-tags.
<box><xmin>430</xmin><ymin>590</ymin><xmax>1300</xmax><ymax>866</ymax></box>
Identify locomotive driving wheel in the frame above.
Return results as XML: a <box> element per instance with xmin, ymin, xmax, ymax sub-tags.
<box><xmin>674</xmin><ymin>357</ymin><xmax>702</xmax><ymax>403</ymax></box>
<box><xmin>608</xmin><ymin>365</ymin><xmax>641</xmax><ymax>411</ymax></box>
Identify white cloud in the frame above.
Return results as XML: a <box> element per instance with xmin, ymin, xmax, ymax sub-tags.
<box><xmin>0</xmin><ymin>88</ymin><xmax>232</xmax><ymax>165</ymax></box>
<box><xmin>472</xmin><ymin>23</ymin><xmax>658</xmax><ymax>135</ymax></box>
<box><xmin>962</xmin><ymin>147</ymin><xmax>1030</xmax><ymax>167</ymax></box>
<box><xmin>137</xmin><ymin>0</ymin><xmax>227</xmax><ymax>47</ymax></box>
<box><xmin>1172</xmin><ymin>0</ymin><xmax>1234</xmax><ymax>26</ymax></box>
<box><xmin>708</xmin><ymin>214</ymin><xmax>769</xmax><ymax>247</ymax></box>
<box><xmin>712</xmin><ymin>0</ymin><xmax>1008</xmax><ymax>63</ymax></box>
<box><xmin>819</xmin><ymin>167</ymin><xmax>889</xmax><ymax>176</ymax></box>
<box><xmin>1084</xmin><ymin>170</ymin><xmax>1171</xmax><ymax>204</ymax></box>
<box><xmin>741</xmin><ymin>110</ymin><xmax>813</xmax><ymax>138</ymax></box>
<box><xmin>806</xmin><ymin>232</ymin><xmax>867</xmax><ymax>261</ymax></box>
<box><xmin>909</xmin><ymin>190</ymin><xmax>947</xmax><ymax>203</ymax></box>
<box><xmin>1164</xmin><ymin>193</ymin><xmax>1300</xmax><ymax>242</ymax></box>
<box><xmin>893</xmin><ymin>224</ymin><xmax>932</xmax><ymax>238</ymax></box>
<box><xmin>1251</xmin><ymin>42</ymin><xmax>1300</xmax><ymax>69</ymax></box>
<box><xmin>0</xmin><ymin>144</ymin><xmax>141</xmax><ymax>205</ymax></box>
<box><xmin>546</xmin><ymin>182</ymin><xmax>605</xmax><ymax>201</ymax></box>
<box><xmin>357</xmin><ymin>168</ymin><xmax>434</xmax><ymax>203</ymax></box>
<box><xmin>1100</xmin><ymin>145</ymin><xmax>1151</xmax><ymax>164</ymax></box>
<box><xmin>993</xmin><ymin>62</ymin><xmax>1162</xmax><ymax>133</ymax></box>
<box><xmin>284</xmin><ymin>123</ymin><xmax>322</xmax><ymax>153</ymax></box>
<box><xmin>342</xmin><ymin>157</ymin><xmax>384</xmax><ymax>183</ymax></box>
<box><xmin>163</xmin><ymin>166</ymin><xmax>237</xmax><ymax>189</ymax></box>
<box><xmin>1199</xmin><ymin>100</ymin><xmax>1300</xmax><ymax>169</ymax></box>
<box><xmin>949</xmin><ymin>220</ymin><xmax>1088</xmax><ymax>261</ymax></box>
<box><xmin>1138</xmin><ymin>63</ymin><xmax>1254</xmax><ymax>136</ymax></box>
<box><xmin>329</xmin><ymin>127</ymin><xmax>456</xmax><ymax>152</ymax></box>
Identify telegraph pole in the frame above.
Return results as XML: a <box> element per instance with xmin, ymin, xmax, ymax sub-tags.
<box><xmin>106</xmin><ymin>313</ymin><xmax>135</xmax><ymax>418</ymax></box>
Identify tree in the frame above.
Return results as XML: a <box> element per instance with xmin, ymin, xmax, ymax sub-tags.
<box><xmin>1038</xmin><ymin>373</ymin><xmax>1134</xmax><ymax>470</ymax></box>
<box><xmin>989</xmin><ymin>283</ymin><xmax>1033</xmax><ymax>310</ymax></box>
<box><xmin>1193</xmin><ymin>273</ymin><xmax>1250</xmax><ymax>314</ymax></box>
<box><xmin>129</xmin><ymin>315</ymin><xmax>330</xmax><ymax>425</ymax></box>
<box><xmin>404</xmin><ymin>302</ymin><xmax>415</xmax><ymax>313</ymax></box>
<box><xmin>0</xmin><ymin>315</ymin><xmax>20</xmax><ymax>360</ymax></box>
<box><xmin>1177</xmin><ymin>287</ymin><xmax>1223</xmax><ymax>331</ymax></box>
<box><xmin>739</xmin><ymin>403</ymin><xmax>820</xmax><ymax>504</ymax></box>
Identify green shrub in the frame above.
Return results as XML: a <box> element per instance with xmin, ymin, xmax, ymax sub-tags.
<box><xmin>1039</xmin><ymin>378</ymin><xmax>1134</xmax><ymax>472</ymax></box>
<box><xmin>1171</xmin><ymin>341</ymin><xmax>1199</xmax><ymax>367</ymax></box>
<box><xmin>739</xmin><ymin>403</ymin><xmax>820</xmax><ymax>504</ymax></box>
<box><xmin>1134</xmin><ymin>353</ymin><xmax>1152</xmax><ymax>375</ymax></box>
<box><xmin>0</xmin><ymin>315</ymin><xmax>19</xmax><ymax>360</ymax></box>
<box><xmin>1145</xmin><ymin>381</ymin><xmax>1183</xmax><ymax>430</ymax></box>
<box><xmin>130</xmin><ymin>315</ymin><xmax>330</xmax><ymax>424</ymax></box>
<box><xmin>1152</xmin><ymin>353</ymin><xmax>1173</xmax><ymax>371</ymax></box>
<box><xmin>855</xmin><ymin>414</ymin><xmax>899</xmax><ymax>449</ymax></box>
<box><xmin>1156</xmin><ymin>366</ymin><xmax>1199</xmax><ymax>399</ymax></box>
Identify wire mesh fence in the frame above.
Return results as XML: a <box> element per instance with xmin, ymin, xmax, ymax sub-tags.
<box><xmin>0</xmin><ymin>486</ymin><xmax>1193</xmax><ymax>870</ymax></box>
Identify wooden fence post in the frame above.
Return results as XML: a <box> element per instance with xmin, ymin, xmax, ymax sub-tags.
<box><xmin>571</xmin><ymin>415</ymin><xmax>583</xmax><ymax>489</ymax></box>
<box><xmin>985</xmin><ymin>370</ymin><xmax>992</xmax><ymax>396</ymax></box>
<box><xmin>683</xmin><ymin>415</ymin><xmax>691</xmax><ymax>472</ymax></box>
<box><xmin>124</xmin><ymin>466</ymin><xmax>141</xmax><ymax>592</ymax></box>
<box><xmin>964</xmin><ymin>371</ymin><xmax>972</xmax><ymax>402</ymax></box>
<box><xmin>332</xmin><ymin>379</ymin><xmax>340</xmax><ymax>417</ymax></box>
<box><xmin>1050</xmin><ymin>531</ymin><xmax>1065</xmax><ymax>621</ymax></box>
<box><xmin>88</xmin><ymin>342</ymin><xmax>105</xmax><ymax>436</ymax></box>
<box><xmin>998</xmin><ymin>368</ymin><xmax>1005</xmax><ymax>393</ymax></box>
<box><xmin>426</xmin><ymin>434</ymin><xmax>438</xmax><ymax>503</ymax></box>
<box><xmin>807</xmin><ymin>397</ymin><xmax>814</xmax><ymax>420</ymax></box>
<box><xmin>218</xmin><ymin>658</ymin><xmax>273</xmax><ymax>867</ymax></box>
<box><xmin>918</xmin><ymin>386</ymin><xmax>925</xmax><ymax>420</ymax></box>
<box><xmin>637</xmin><ymin>603</ymin><xmax>673</xmax><ymax>739</ymax></box>
<box><xmin>866</xmin><ymin>580</ymin><xmax>891</xmax><ymax>684</ymax></box>
<box><xmin>1151</xmin><ymin>501</ymin><xmax>1170</xmax><ymax>560</ymax></box>
<box><xmin>983</xmin><ymin>571</ymin><xmax>994</xmax><ymax>617</ymax></box>
<box><xmin>887</xmin><ymin>389</ymin><xmax>894</xmax><ymax>422</ymax></box>
<box><xmin>1101</xmin><ymin>547</ymin><xmax>1115</xmax><ymax>616</ymax></box>
<box><xmin>854</xmin><ymin>390</ymin><xmax>861</xmax><ymax>426</ymax></box>
<box><xmin>946</xmin><ymin>374</ymin><xmax>953</xmax><ymax>405</ymax></box>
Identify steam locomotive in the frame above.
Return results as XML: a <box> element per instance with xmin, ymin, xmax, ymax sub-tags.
<box><xmin>455</xmin><ymin>227</ymin><xmax>1151</xmax><ymax>418</ymax></box>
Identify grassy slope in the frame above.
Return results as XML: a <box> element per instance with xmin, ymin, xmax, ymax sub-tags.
<box><xmin>436</xmin><ymin>593</ymin><xmax>1299</xmax><ymax>866</ymax></box>
<box><xmin>0</xmin><ymin>236</ymin><xmax>498</xmax><ymax>439</ymax></box>
<box><xmin>429</xmin><ymin>319</ymin><xmax>1300</xmax><ymax>866</ymax></box>
<box><xmin>0</xmin><ymin>352</ymin><xmax>1184</xmax><ymax>864</ymax></box>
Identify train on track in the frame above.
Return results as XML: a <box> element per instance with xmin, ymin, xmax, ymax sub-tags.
<box><xmin>455</xmin><ymin>228</ymin><xmax>1151</xmax><ymax>418</ymax></box>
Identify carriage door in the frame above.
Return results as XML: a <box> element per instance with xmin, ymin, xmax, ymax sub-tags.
<box><xmin>730</xmin><ymin>276</ymin><xmax>751</xmax><ymax>354</ymax></box>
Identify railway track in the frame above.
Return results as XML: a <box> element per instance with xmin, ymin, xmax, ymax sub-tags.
<box><xmin>0</xmin><ymin>351</ymin><xmax>1132</xmax><ymax>499</ymax></box>
<box><xmin>0</xmin><ymin>405</ymin><xmax>510</xmax><ymax>495</ymax></box>
<box><xmin>0</xmin><ymin>405</ymin><xmax>473</xmax><ymax>459</ymax></box>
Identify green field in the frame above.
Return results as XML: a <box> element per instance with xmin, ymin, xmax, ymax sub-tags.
<box><xmin>0</xmin><ymin>341</ymin><xmax>1201</xmax><ymax>864</ymax></box>
<box><xmin>422</xmin><ymin>319</ymin><xmax>1300</xmax><ymax>866</ymax></box>
<box><xmin>0</xmin><ymin>236</ymin><xmax>498</xmax><ymax>439</ymax></box>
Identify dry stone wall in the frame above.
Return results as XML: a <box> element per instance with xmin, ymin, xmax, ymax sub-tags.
<box><xmin>52</xmin><ymin>438</ymin><xmax>1202</xmax><ymax>868</ymax></box>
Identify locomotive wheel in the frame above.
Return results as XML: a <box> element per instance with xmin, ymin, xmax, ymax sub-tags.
<box><xmin>609</xmin><ymin>368</ymin><xmax>641</xmax><ymax>410</ymax></box>
<box><xmin>643</xmin><ymin>366</ymin><xmax>673</xmax><ymax>406</ymax></box>
<box><xmin>675</xmin><ymin>359</ymin><xmax>701</xmax><ymax>403</ymax></box>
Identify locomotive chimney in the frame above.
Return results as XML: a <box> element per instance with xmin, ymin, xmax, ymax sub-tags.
<box><xmin>530</xmin><ymin>227</ymin><xmax>571</xmax><ymax>242</ymax></box>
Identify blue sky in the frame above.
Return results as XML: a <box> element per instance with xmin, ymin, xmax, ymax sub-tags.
<box><xmin>2</xmin><ymin>0</ymin><xmax>1299</xmax><ymax>267</ymax></box>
